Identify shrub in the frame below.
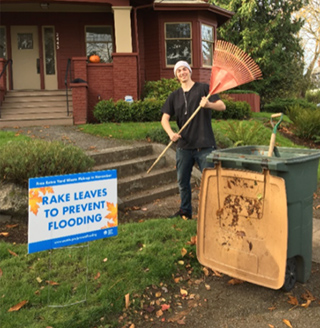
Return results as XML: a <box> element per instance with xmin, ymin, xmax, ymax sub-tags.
<box><xmin>142</xmin><ymin>78</ymin><xmax>180</xmax><ymax>100</ymax></box>
<box><xmin>222</xmin><ymin>121</ymin><xmax>267</xmax><ymax>146</ymax></box>
<box><xmin>93</xmin><ymin>99</ymin><xmax>116</xmax><ymax>122</ymax></box>
<box><xmin>146</xmin><ymin>126</ymin><xmax>178</xmax><ymax>144</ymax></box>
<box><xmin>0</xmin><ymin>140</ymin><xmax>95</xmax><ymax>187</ymax></box>
<box><xmin>94</xmin><ymin>98</ymin><xmax>164</xmax><ymax>123</ymax></box>
<box><xmin>212</xmin><ymin>99</ymin><xmax>252</xmax><ymax>120</ymax></box>
<box><xmin>306</xmin><ymin>90</ymin><xmax>320</xmax><ymax>104</ymax></box>
<box><xmin>286</xmin><ymin>105</ymin><xmax>320</xmax><ymax>140</ymax></box>
<box><xmin>263</xmin><ymin>98</ymin><xmax>317</xmax><ymax>113</ymax></box>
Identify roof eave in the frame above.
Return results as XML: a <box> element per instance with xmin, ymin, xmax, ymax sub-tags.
<box><xmin>153</xmin><ymin>2</ymin><xmax>234</xmax><ymax>27</ymax></box>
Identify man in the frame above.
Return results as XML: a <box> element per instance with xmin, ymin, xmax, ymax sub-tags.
<box><xmin>161</xmin><ymin>60</ymin><xmax>226</xmax><ymax>220</ymax></box>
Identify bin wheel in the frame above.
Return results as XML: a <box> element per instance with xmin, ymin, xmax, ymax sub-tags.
<box><xmin>282</xmin><ymin>257</ymin><xmax>297</xmax><ymax>292</ymax></box>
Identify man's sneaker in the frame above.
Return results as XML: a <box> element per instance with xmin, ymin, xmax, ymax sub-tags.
<box><xmin>169</xmin><ymin>209</ymin><xmax>192</xmax><ymax>220</ymax></box>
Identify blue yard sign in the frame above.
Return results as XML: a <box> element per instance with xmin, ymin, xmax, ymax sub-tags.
<box><xmin>28</xmin><ymin>170</ymin><xmax>117</xmax><ymax>254</ymax></box>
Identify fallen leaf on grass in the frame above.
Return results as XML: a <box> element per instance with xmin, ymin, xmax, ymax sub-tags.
<box><xmin>161</xmin><ymin>304</ymin><xmax>170</xmax><ymax>311</ymax></box>
<box><xmin>283</xmin><ymin>319</ymin><xmax>293</xmax><ymax>328</ymax></box>
<box><xmin>268</xmin><ymin>324</ymin><xmax>275</xmax><ymax>328</ymax></box>
<box><xmin>186</xmin><ymin>235</ymin><xmax>197</xmax><ymax>245</ymax></box>
<box><xmin>180</xmin><ymin>288</ymin><xmax>188</xmax><ymax>296</ymax></box>
<box><xmin>228</xmin><ymin>278</ymin><xmax>244</xmax><ymax>285</ymax></box>
<box><xmin>94</xmin><ymin>272</ymin><xmax>100</xmax><ymax>280</ymax></box>
<box><xmin>46</xmin><ymin>280</ymin><xmax>59</xmax><ymax>286</ymax></box>
<box><xmin>0</xmin><ymin>268</ymin><xmax>2</xmax><ymax>277</ymax></box>
<box><xmin>181</xmin><ymin>248</ymin><xmax>187</xmax><ymax>257</ymax></box>
<box><xmin>6</xmin><ymin>224</ymin><xmax>19</xmax><ymax>229</ymax></box>
<box><xmin>202</xmin><ymin>267</ymin><xmax>210</xmax><ymax>276</ymax></box>
<box><xmin>156</xmin><ymin>309</ymin><xmax>163</xmax><ymax>317</ymax></box>
<box><xmin>36</xmin><ymin>277</ymin><xmax>42</xmax><ymax>283</ymax></box>
<box><xmin>103</xmin><ymin>258</ymin><xmax>108</xmax><ymax>262</ymax></box>
<box><xmin>205</xmin><ymin>284</ymin><xmax>211</xmax><ymax>291</ymax></box>
<box><xmin>301</xmin><ymin>299</ymin><xmax>312</xmax><ymax>308</ymax></box>
<box><xmin>287</xmin><ymin>295</ymin><xmax>299</xmax><ymax>306</ymax></box>
<box><xmin>8</xmin><ymin>249</ymin><xmax>18</xmax><ymax>257</ymax></box>
<box><xmin>125</xmin><ymin>293</ymin><xmax>130</xmax><ymax>309</ymax></box>
<box><xmin>174</xmin><ymin>277</ymin><xmax>181</xmax><ymax>283</ymax></box>
<box><xmin>268</xmin><ymin>306</ymin><xmax>276</xmax><ymax>311</ymax></box>
<box><xmin>8</xmin><ymin>300</ymin><xmax>28</xmax><ymax>312</ymax></box>
<box><xmin>301</xmin><ymin>289</ymin><xmax>316</xmax><ymax>301</ymax></box>
<box><xmin>0</xmin><ymin>232</ymin><xmax>9</xmax><ymax>237</ymax></box>
<box><xmin>168</xmin><ymin>309</ymin><xmax>191</xmax><ymax>323</ymax></box>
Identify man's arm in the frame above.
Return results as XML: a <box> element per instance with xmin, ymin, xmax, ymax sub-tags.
<box><xmin>200</xmin><ymin>97</ymin><xmax>226</xmax><ymax>111</ymax></box>
<box><xmin>161</xmin><ymin>113</ymin><xmax>181</xmax><ymax>142</ymax></box>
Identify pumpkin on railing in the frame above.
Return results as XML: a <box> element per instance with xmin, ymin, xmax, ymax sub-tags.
<box><xmin>89</xmin><ymin>54</ymin><xmax>100</xmax><ymax>63</ymax></box>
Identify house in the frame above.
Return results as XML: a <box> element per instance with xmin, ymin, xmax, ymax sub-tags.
<box><xmin>0</xmin><ymin>0</ymin><xmax>233</xmax><ymax>126</ymax></box>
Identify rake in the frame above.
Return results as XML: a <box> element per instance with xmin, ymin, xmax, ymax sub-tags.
<box><xmin>147</xmin><ymin>40</ymin><xmax>262</xmax><ymax>174</ymax></box>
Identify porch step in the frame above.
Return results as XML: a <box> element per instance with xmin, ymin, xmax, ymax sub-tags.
<box><xmin>88</xmin><ymin>144</ymin><xmax>190</xmax><ymax>211</ymax></box>
<box><xmin>0</xmin><ymin>90</ymin><xmax>73</xmax><ymax>127</ymax></box>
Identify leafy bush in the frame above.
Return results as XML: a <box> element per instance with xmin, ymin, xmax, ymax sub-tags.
<box><xmin>212</xmin><ymin>99</ymin><xmax>252</xmax><ymax>120</ymax></box>
<box><xmin>94</xmin><ymin>98</ymin><xmax>164</xmax><ymax>123</ymax></box>
<box><xmin>222</xmin><ymin>89</ymin><xmax>259</xmax><ymax>95</ymax></box>
<box><xmin>146</xmin><ymin>126</ymin><xmax>178</xmax><ymax>144</ymax></box>
<box><xmin>0</xmin><ymin>140</ymin><xmax>95</xmax><ymax>187</ymax></box>
<box><xmin>286</xmin><ymin>105</ymin><xmax>320</xmax><ymax>140</ymax></box>
<box><xmin>222</xmin><ymin>121</ymin><xmax>267</xmax><ymax>146</ymax></box>
<box><xmin>142</xmin><ymin>78</ymin><xmax>180</xmax><ymax>100</ymax></box>
<box><xmin>263</xmin><ymin>98</ymin><xmax>317</xmax><ymax>113</ymax></box>
<box><xmin>306</xmin><ymin>90</ymin><xmax>320</xmax><ymax>104</ymax></box>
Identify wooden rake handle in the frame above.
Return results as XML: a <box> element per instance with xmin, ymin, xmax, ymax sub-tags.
<box><xmin>146</xmin><ymin>93</ymin><xmax>212</xmax><ymax>174</ymax></box>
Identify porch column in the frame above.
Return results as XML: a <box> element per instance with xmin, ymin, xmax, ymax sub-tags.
<box><xmin>112</xmin><ymin>6</ymin><xmax>133</xmax><ymax>52</ymax></box>
<box><xmin>71</xmin><ymin>57</ymin><xmax>88</xmax><ymax>124</ymax></box>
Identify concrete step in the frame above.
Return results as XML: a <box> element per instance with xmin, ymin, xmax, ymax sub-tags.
<box><xmin>1</xmin><ymin>102</ymin><xmax>72</xmax><ymax>109</ymax></box>
<box><xmin>0</xmin><ymin>117</ymin><xmax>74</xmax><ymax>127</ymax></box>
<box><xmin>1</xmin><ymin>112</ymin><xmax>73</xmax><ymax>119</ymax></box>
<box><xmin>93</xmin><ymin>154</ymin><xmax>167</xmax><ymax>178</ymax></box>
<box><xmin>118</xmin><ymin>166</ymin><xmax>176</xmax><ymax>196</ymax></box>
<box><xmin>119</xmin><ymin>181</ymin><xmax>179</xmax><ymax>209</ymax></box>
<box><xmin>5</xmin><ymin>90</ymin><xmax>70</xmax><ymax>97</ymax></box>
<box><xmin>88</xmin><ymin>143</ymin><xmax>182</xmax><ymax>210</ymax></box>
<box><xmin>88</xmin><ymin>145</ymin><xmax>154</xmax><ymax>166</ymax></box>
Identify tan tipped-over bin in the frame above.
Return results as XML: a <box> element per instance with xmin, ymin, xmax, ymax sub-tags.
<box><xmin>197</xmin><ymin>163</ymin><xmax>288</xmax><ymax>289</ymax></box>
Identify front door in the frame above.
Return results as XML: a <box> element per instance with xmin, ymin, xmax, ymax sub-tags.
<box><xmin>11</xmin><ymin>26</ymin><xmax>41</xmax><ymax>90</ymax></box>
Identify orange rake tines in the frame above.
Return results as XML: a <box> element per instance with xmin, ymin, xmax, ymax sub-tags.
<box><xmin>210</xmin><ymin>40</ymin><xmax>262</xmax><ymax>94</ymax></box>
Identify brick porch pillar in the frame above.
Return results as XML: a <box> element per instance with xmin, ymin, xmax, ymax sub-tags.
<box><xmin>112</xmin><ymin>53</ymin><xmax>138</xmax><ymax>101</ymax></box>
<box><xmin>71</xmin><ymin>57</ymin><xmax>88</xmax><ymax>124</ymax></box>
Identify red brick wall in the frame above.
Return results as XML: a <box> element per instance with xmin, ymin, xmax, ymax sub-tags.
<box><xmin>87</xmin><ymin>64</ymin><xmax>114</xmax><ymax>122</ymax></box>
<box><xmin>112</xmin><ymin>53</ymin><xmax>138</xmax><ymax>101</ymax></box>
<box><xmin>227</xmin><ymin>93</ymin><xmax>261</xmax><ymax>112</ymax></box>
<box><xmin>71</xmin><ymin>83</ymin><xmax>88</xmax><ymax>125</ymax></box>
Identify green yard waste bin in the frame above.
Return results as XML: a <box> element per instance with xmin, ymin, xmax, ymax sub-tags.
<box><xmin>206</xmin><ymin>146</ymin><xmax>320</xmax><ymax>290</ymax></box>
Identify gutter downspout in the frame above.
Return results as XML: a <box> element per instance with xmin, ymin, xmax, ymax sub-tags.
<box><xmin>133</xmin><ymin>3</ymin><xmax>154</xmax><ymax>99</ymax></box>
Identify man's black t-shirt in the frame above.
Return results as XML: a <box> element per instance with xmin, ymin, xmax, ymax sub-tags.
<box><xmin>161</xmin><ymin>82</ymin><xmax>220</xmax><ymax>149</ymax></box>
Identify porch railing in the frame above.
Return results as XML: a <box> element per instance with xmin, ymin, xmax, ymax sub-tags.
<box><xmin>64</xmin><ymin>58</ymin><xmax>72</xmax><ymax>116</ymax></box>
<box><xmin>0</xmin><ymin>59</ymin><xmax>13</xmax><ymax>118</ymax></box>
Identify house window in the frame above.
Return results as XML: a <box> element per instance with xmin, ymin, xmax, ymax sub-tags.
<box><xmin>86</xmin><ymin>26</ymin><xmax>113</xmax><ymax>63</ymax></box>
<box><xmin>165</xmin><ymin>23</ymin><xmax>192</xmax><ymax>66</ymax></box>
<box><xmin>201</xmin><ymin>24</ymin><xmax>214</xmax><ymax>67</ymax></box>
<box><xmin>0</xmin><ymin>27</ymin><xmax>6</xmax><ymax>58</ymax></box>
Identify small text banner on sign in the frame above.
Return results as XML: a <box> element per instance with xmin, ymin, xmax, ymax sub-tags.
<box><xmin>28</xmin><ymin>170</ymin><xmax>117</xmax><ymax>254</ymax></box>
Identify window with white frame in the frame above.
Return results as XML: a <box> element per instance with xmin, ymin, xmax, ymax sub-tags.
<box><xmin>201</xmin><ymin>24</ymin><xmax>214</xmax><ymax>66</ymax></box>
<box><xmin>0</xmin><ymin>27</ymin><xmax>7</xmax><ymax>58</ymax></box>
<box><xmin>86</xmin><ymin>26</ymin><xmax>113</xmax><ymax>63</ymax></box>
<box><xmin>165</xmin><ymin>23</ymin><xmax>192</xmax><ymax>66</ymax></box>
